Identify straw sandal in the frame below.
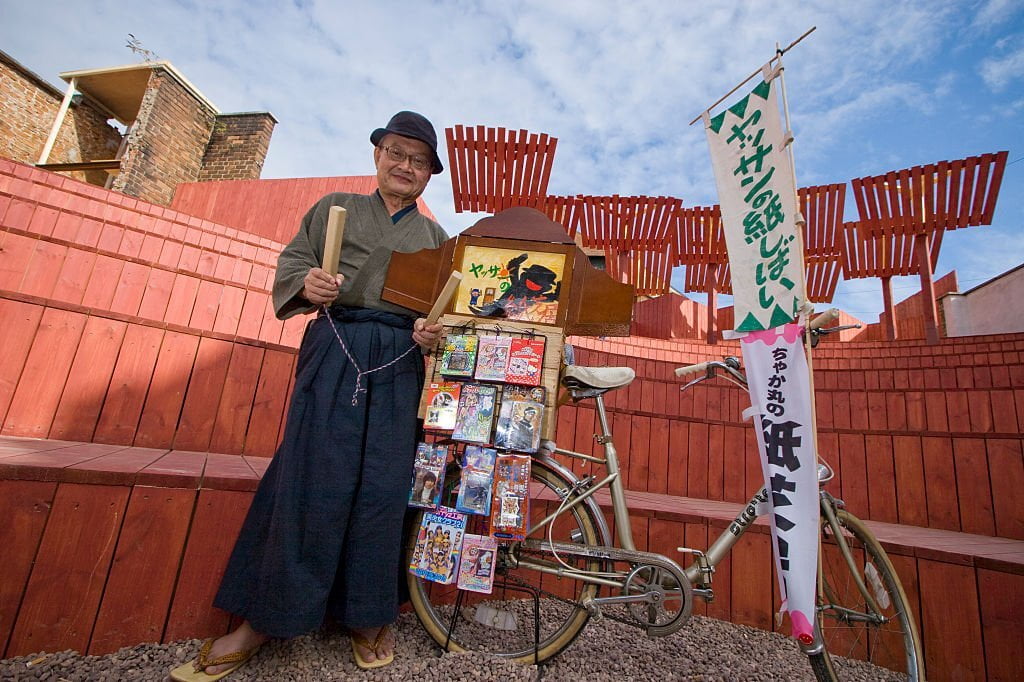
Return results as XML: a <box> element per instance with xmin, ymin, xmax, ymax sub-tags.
<box><xmin>349</xmin><ymin>626</ymin><xmax>395</xmax><ymax>670</ymax></box>
<box><xmin>168</xmin><ymin>638</ymin><xmax>260</xmax><ymax>681</ymax></box>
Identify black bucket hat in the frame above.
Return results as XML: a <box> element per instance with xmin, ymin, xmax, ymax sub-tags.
<box><xmin>370</xmin><ymin>110</ymin><xmax>444</xmax><ymax>174</ymax></box>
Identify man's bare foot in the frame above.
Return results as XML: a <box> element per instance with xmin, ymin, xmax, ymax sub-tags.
<box><xmin>350</xmin><ymin>624</ymin><xmax>395</xmax><ymax>663</ymax></box>
<box><xmin>200</xmin><ymin>621</ymin><xmax>268</xmax><ymax>675</ymax></box>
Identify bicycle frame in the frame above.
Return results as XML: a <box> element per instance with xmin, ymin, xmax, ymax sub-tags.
<box><xmin>528</xmin><ymin>388</ymin><xmax>882</xmax><ymax>633</ymax></box>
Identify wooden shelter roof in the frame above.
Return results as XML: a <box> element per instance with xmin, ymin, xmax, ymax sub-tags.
<box><xmin>841</xmin><ymin>221</ymin><xmax>943</xmax><ymax>279</ymax></box>
<box><xmin>446</xmin><ymin>125</ymin><xmax>558</xmax><ymax>213</ymax></box>
<box><xmin>850</xmin><ymin>151</ymin><xmax>1008</xmax><ymax>237</ymax></box>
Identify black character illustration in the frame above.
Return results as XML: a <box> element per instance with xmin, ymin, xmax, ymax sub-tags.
<box><xmin>470</xmin><ymin>253</ymin><xmax>560</xmax><ymax>318</ymax></box>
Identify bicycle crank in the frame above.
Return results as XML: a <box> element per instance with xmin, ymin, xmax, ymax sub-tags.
<box><xmin>517</xmin><ymin>539</ymin><xmax>693</xmax><ymax>637</ymax></box>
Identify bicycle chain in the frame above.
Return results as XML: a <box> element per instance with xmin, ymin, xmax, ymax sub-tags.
<box><xmin>501</xmin><ymin>565</ymin><xmax>646</xmax><ymax>631</ymax></box>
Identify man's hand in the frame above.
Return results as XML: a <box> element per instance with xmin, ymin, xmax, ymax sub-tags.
<box><xmin>302</xmin><ymin>267</ymin><xmax>344</xmax><ymax>305</ymax></box>
<box><xmin>413</xmin><ymin>318</ymin><xmax>443</xmax><ymax>352</ymax></box>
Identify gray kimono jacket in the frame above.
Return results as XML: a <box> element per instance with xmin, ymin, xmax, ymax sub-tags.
<box><xmin>272</xmin><ymin>191</ymin><xmax>447</xmax><ymax>319</ymax></box>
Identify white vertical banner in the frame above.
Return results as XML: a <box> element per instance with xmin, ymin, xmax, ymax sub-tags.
<box><xmin>740</xmin><ymin>323</ymin><xmax>818</xmax><ymax>644</ymax></box>
<box><xmin>704</xmin><ymin>72</ymin><xmax>805</xmax><ymax>332</ymax></box>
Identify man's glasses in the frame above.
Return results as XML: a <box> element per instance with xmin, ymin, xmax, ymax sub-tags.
<box><xmin>379</xmin><ymin>145</ymin><xmax>432</xmax><ymax>172</ymax></box>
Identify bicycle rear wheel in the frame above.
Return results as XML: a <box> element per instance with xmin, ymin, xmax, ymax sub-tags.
<box><xmin>813</xmin><ymin>508</ymin><xmax>924</xmax><ymax>681</ymax></box>
<box><xmin>408</xmin><ymin>458</ymin><xmax>604</xmax><ymax>664</ymax></box>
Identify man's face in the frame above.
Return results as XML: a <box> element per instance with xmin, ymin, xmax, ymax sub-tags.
<box><xmin>374</xmin><ymin>133</ymin><xmax>432</xmax><ymax>203</ymax></box>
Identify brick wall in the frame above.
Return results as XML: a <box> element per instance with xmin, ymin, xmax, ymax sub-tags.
<box><xmin>0</xmin><ymin>51</ymin><xmax>122</xmax><ymax>185</ymax></box>
<box><xmin>111</xmin><ymin>68</ymin><xmax>217</xmax><ymax>206</ymax></box>
<box><xmin>197</xmin><ymin>113</ymin><xmax>276</xmax><ymax>182</ymax></box>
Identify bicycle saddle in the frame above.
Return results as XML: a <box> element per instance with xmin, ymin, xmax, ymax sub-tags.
<box><xmin>561</xmin><ymin>365</ymin><xmax>636</xmax><ymax>390</ymax></box>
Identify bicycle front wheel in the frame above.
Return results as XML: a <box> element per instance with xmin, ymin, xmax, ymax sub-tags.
<box><xmin>408</xmin><ymin>458</ymin><xmax>604</xmax><ymax>664</ymax></box>
<box><xmin>815</xmin><ymin>508</ymin><xmax>924</xmax><ymax>680</ymax></box>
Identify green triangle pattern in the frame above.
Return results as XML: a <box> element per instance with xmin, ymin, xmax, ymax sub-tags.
<box><xmin>752</xmin><ymin>79</ymin><xmax>771</xmax><ymax>100</ymax></box>
<box><xmin>736</xmin><ymin>311</ymin><xmax>766</xmax><ymax>332</ymax></box>
<box><xmin>727</xmin><ymin>93</ymin><xmax>750</xmax><ymax>120</ymax></box>
<box><xmin>709</xmin><ymin>111</ymin><xmax>727</xmax><ymax>134</ymax></box>
<box><xmin>769</xmin><ymin>304</ymin><xmax>795</xmax><ymax>328</ymax></box>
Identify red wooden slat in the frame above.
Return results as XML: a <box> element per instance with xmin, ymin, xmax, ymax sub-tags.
<box><xmin>89</xmin><ymin>486</ymin><xmax>195</xmax><ymax>654</ymax></box>
<box><xmin>6</xmin><ymin>483</ymin><xmax>130</xmax><ymax>657</ymax></box>
<box><xmin>49</xmin><ymin>317</ymin><xmax>129</xmax><ymax>442</ymax></box>
<box><xmin>134</xmin><ymin>331</ymin><xmax>201</xmax><ymax>449</ymax></box>
<box><xmin>0</xmin><ymin>300</ymin><xmax>44</xmax><ymax>427</ymax></box>
<box><xmin>0</xmin><ymin>479</ymin><xmax>57</xmax><ymax>658</ymax></box>
<box><xmin>2</xmin><ymin>308</ymin><xmax>87</xmax><ymax>438</ymax></box>
<box><xmin>174</xmin><ymin>337</ymin><xmax>232</xmax><ymax>451</ymax></box>
<box><xmin>208</xmin><ymin>344</ymin><xmax>265</xmax><ymax>455</ymax></box>
<box><xmin>163</xmin><ymin>488</ymin><xmax>254</xmax><ymax>643</ymax></box>
<box><xmin>92</xmin><ymin>325</ymin><xmax>164</xmax><ymax>445</ymax></box>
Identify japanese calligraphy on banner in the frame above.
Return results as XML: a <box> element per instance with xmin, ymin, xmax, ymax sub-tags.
<box><xmin>705</xmin><ymin>74</ymin><xmax>805</xmax><ymax>332</ymax></box>
<box><xmin>740</xmin><ymin>323</ymin><xmax>818</xmax><ymax>644</ymax></box>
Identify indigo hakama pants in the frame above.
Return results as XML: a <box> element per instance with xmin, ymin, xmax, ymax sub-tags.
<box><xmin>214</xmin><ymin>307</ymin><xmax>423</xmax><ymax>637</ymax></box>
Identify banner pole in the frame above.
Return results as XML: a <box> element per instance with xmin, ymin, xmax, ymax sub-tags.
<box><xmin>689</xmin><ymin>26</ymin><xmax>816</xmax><ymax>126</ymax></box>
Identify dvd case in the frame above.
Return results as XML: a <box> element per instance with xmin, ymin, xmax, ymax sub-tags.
<box><xmin>409</xmin><ymin>506</ymin><xmax>468</xmax><ymax>585</ymax></box>
<box><xmin>455</xmin><ymin>445</ymin><xmax>497</xmax><ymax>515</ymax></box>
<box><xmin>451</xmin><ymin>383</ymin><xmax>497</xmax><ymax>444</ymax></box>
<box><xmin>439</xmin><ymin>334</ymin><xmax>479</xmax><ymax>377</ymax></box>
<box><xmin>424</xmin><ymin>382</ymin><xmax>462</xmax><ymax>431</ymax></box>
<box><xmin>505</xmin><ymin>337</ymin><xmax>545</xmax><ymax>386</ymax></box>
<box><xmin>494</xmin><ymin>399</ymin><xmax>544</xmax><ymax>453</ymax></box>
<box><xmin>490</xmin><ymin>454</ymin><xmax>531</xmax><ymax>540</ymax></box>
<box><xmin>474</xmin><ymin>335</ymin><xmax>511</xmax><ymax>382</ymax></box>
<box><xmin>408</xmin><ymin>443</ymin><xmax>448</xmax><ymax>509</ymax></box>
<box><xmin>456</xmin><ymin>534</ymin><xmax>499</xmax><ymax>594</ymax></box>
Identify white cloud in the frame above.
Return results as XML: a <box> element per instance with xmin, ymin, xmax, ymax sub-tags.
<box><xmin>979</xmin><ymin>36</ymin><xmax>1024</xmax><ymax>91</ymax></box>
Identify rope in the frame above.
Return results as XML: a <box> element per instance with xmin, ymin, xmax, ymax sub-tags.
<box><xmin>321</xmin><ymin>304</ymin><xmax>420</xmax><ymax>406</ymax></box>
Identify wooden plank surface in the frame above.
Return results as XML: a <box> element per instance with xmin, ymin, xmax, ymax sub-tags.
<box><xmin>133</xmin><ymin>330</ymin><xmax>201</xmax><ymax>448</ymax></box>
<box><xmin>163</xmin><ymin>489</ymin><xmax>254</xmax><ymax>642</ymax></box>
<box><xmin>93</xmin><ymin>325</ymin><xmax>164</xmax><ymax>445</ymax></box>
<box><xmin>2</xmin><ymin>308</ymin><xmax>86</xmax><ymax>438</ymax></box>
<box><xmin>173</xmin><ymin>337</ymin><xmax>232</xmax><ymax>451</ymax></box>
<box><xmin>89</xmin><ymin>486</ymin><xmax>195</xmax><ymax>654</ymax></box>
<box><xmin>48</xmin><ymin>316</ymin><xmax>128</xmax><ymax>442</ymax></box>
<box><xmin>0</xmin><ymin>299</ymin><xmax>44</xmax><ymax>426</ymax></box>
<box><xmin>6</xmin><ymin>483</ymin><xmax>130</xmax><ymax>657</ymax></box>
<box><xmin>0</xmin><ymin>480</ymin><xmax>57</xmax><ymax>658</ymax></box>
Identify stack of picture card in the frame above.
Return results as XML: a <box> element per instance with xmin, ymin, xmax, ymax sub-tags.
<box><xmin>409</xmin><ymin>506</ymin><xmax>468</xmax><ymax>585</ymax></box>
<box><xmin>474</xmin><ymin>335</ymin><xmax>511</xmax><ymax>382</ymax></box>
<box><xmin>456</xmin><ymin>534</ymin><xmax>499</xmax><ymax>594</ymax></box>
<box><xmin>455</xmin><ymin>445</ymin><xmax>497</xmax><ymax>515</ymax></box>
<box><xmin>424</xmin><ymin>382</ymin><xmax>462</xmax><ymax>431</ymax></box>
<box><xmin>494</xmin><ymin>396</ymin><xmax>544</xmax><ymax>453</ymax></box>
<box><xmin>490</xmin><ymin>454</ymin><xmax>531</xmax><ymax>541</ymax></box>
<box><xmin>505</xmin><ymin>337</ymin><xmax>545</xmax><ymax>386</ymax></box>
<box><xmin>439</xmin><ymin>334</ymin><xmax>478</xmax><ymax>377</ymax></box>
<box><xmin>451</xmin><ymin>384</ymin><xmax>497</xmax><ymax>443</ymax></box>
<box><xmin>408</xmin><ymin>443</ymin><xmax>448</xmax><ymax>509</ymax></box>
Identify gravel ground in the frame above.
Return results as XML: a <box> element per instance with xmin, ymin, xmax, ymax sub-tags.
<box><xmin>0</xmin><ymin>612</ymin><xmax>907</xmax><ymax>681</ymax></box>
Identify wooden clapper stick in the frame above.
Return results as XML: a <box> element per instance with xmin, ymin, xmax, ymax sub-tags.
<box><xmin>422</xmin><ymin>271</ymin><xmax>463</xmax><ymax>354</ymax></box>
<box><xmin>322</xmin><ymin>206</ymin><xmax>347</xmax><ymax>276</ymax></box>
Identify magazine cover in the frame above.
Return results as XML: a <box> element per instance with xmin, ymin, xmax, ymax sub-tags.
<box><xmin>501</xmin><ymin>385</ymin><xmax>547</xmax><ymax>405</ymax></box>
<box><xmin>455</xmin><ymin>445</ymin><xmax>497</xmax><ymax>515</ymax></box>
<box><xmin>506</xmin><ymin>337</ymin><xmax>546</xmax><ymax>386</ymax></box>
<box><xmin>409</xmin><ymin>506</ymin><xmax>468</xmax><ymax>585</ymax></box>
<box><xmin>490</xmin><ymin>454</ymin><xmax>531</xmax><ymax>540</ymax></box>
<box><xmin>451</xmin><ymin>384</ymin><xmax>497</xmax><ymax>444</ymax></box>
<box><xmin>474</xmin><ymin>335</ymin><xmax>512</xmax><ymax>382</ymax></box>
<box><xmin>494</xmin><ymin>399</ymin><xmax>544</xmax><ymax>453</ymax></box>
<box><xmin>424</xmin><ymin>382</ymin><xmax>462</xmax><ymax>431</ymax></box>
<box><xmin>408</xmin><ymin>443</ymin><xmax>448</xmax><ymax>509</ymax></box>
<box><xmin>456</xmin><ymin>534</ymin><xmax>499</xmax><ymax>594</ymax></box>
<box><xmin>439</xmin><ymin>334</ymin><xmax>479</xmax><ymax>377</ymax></box>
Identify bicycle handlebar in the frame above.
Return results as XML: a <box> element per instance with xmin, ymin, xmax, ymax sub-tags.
<box><xmin>674</xmin><ymin>361</ymin><xmax>711</xmax><ymax>378</ymax></box>
<box><xmin>808</xmin><ymin>307</ymin><xmax>839</xmax><ymax>330</ymax></box>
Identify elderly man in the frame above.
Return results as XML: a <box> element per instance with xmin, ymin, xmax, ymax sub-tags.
<box><xmin>171</xmin><ymin>111</ymin><xmax>447</xmax><ymax>680</ymax></box>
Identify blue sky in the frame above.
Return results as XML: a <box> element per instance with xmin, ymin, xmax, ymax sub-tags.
<box><xmin>2</xmin><ymin>0</ymin><xmax>1021</xmax><ymax>322</ymax></box>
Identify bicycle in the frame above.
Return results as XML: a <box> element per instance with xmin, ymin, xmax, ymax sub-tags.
<box><xmin>407</xmin><ymin>321</ymin><xmax>924</xmax><ymax>681</ymax></box>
